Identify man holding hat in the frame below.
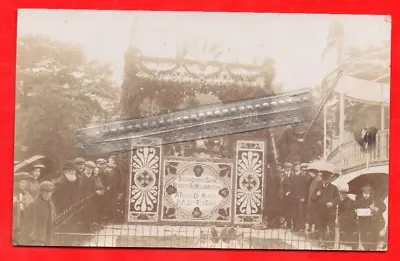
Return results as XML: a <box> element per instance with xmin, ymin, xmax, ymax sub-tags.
<box><xmin>13</xmin><ymin>172</ymin><xmax>34</xmax><ymax>244</ymax></box>
<box><xmin>19</xmin><ymin>181</ymin><xmax>56</xmax><ymax>246</ymax></box>
<box><xmin>354</xmin><ymin>184</ymin><xmax>386</xmax><ymax>250</ymax></box>
<box><xmin>281</xmin><ymin>162</ymin><xmax>293</xmax><ymax>229</ymax></box>
<box><xmin>52</xmin><ymin>161</ymin><xmax>81</xmax><ymax>215</ymax></box>
<box><xmin>311</xmin><ymin>170</ymin><xmax>339</xmax><ymax>247</ymax></box>
<box><xmin>290</xmin><ymin>162</ymin><xmax>310</xmax><ymax>232</ymax></box>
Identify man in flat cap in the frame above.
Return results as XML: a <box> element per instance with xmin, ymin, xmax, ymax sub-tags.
<box><xmin>280</xmin><ymin>162</ymin><xmax>293</xmax><ymax>229</ymax></box>
<box><xmin>337</xmin><ymin>185</ymin><xmax>358</xmax><ymax>250</ymax></box>
<box><xmin>100</xmin><ymin>162</ymin><xmax>123</xmax><ymax>221</ymax></box>
<box><xmin>354</xmin><ymin>184</ymin><xmax>386</xmax><ymax>250</ymax></box>
<box><xmin>13</xmin><ymin>172</ymin><xmax>34</xmax><ymax>244</ymax></box>
<box><xmin>300</xmin><ymin>163</ymin><xmax>308</xmax><ymax>175</ymax></box>
<box><xmin>311</xmin><ymin>171</ymin><xmax>339</xmax><ymax>248</ymax></box>
<box><xmin>74</xmin><ymin>157</ymin><xmax>86</xmax><ymax>179</ymax></box>
<box><xmin>79</xmin><ymin>161</ymin><xmax>104</xmax><ymax>231</ymax></box>
<box><xmin>290</xmin><ymin>162</ymin><xmax>310</xmax><ymax>232</ymax></box>
<box><xmin>265</xmin><ymin>163</ymin><xmax>284</xmax><ymax>228</ymax></box>
<box><xmin>52</xmin><ymin>161</ymin><xmax>81</xmax><ymax>215</ymax></box>
<box><xmin>28</xmin><ymin>163</ymin><xmax>45</xmax><ymax>198</ymax></box>
<box><xmin>19</xmin><ymin>181</ymin><xmax>56</xmax><ymax>246</ymax></box>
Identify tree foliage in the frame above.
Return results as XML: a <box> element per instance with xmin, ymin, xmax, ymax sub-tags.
<box><xmin>15</xmin><ymin>35</ymin><xmax>120</xmax><ymax>169</ymax></box>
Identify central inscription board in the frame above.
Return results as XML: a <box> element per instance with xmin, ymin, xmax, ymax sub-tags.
<box><xmin>161</xmin><ymin>158</ymin><xmax>233</xmax><ymax>223</ymax></box>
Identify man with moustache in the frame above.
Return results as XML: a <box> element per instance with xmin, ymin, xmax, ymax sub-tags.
<box><xmin>19</xmin><ymin>181</ymin><xmax>56</xmax><ymax>246</ymax></box>
<box><xmin>290</xmin><ymin>162</ymin><xmax>310</xmax><ymax>232</ymax></box>
<box><xmin>52</xmin><ymin>161</ymin><xmax>81</xmax><ymax>215</ymax></box>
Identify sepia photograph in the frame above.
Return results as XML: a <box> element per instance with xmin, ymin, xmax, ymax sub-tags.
<box><xmin>13</xmin><ymin>10</ymin><xmax>390</xmax><ymax>251</ymax></box>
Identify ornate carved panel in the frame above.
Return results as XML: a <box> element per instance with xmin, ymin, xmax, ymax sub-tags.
<box><xmin>127</xmin><ymin>139</ymin><xmax>162</xmax><ymax>222</ymax></box>
<box><xmin>234</xmin><ymin>140</ymin><xmax>265</xmax><ymax>224</ymax></box>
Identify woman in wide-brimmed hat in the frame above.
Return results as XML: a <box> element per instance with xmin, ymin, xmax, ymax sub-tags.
<box><xmin>28</xmin><ymin>163</ymin><xmax>46</xmax><ymax>198</ymax></box>
<box><xmin>13</xmin><ymin>172</ymin><xmax>34</xmax><ymax>244</ymax></box>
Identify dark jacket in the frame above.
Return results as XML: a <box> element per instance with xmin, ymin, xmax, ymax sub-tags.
<box><xmin>338</xmin><ymin>196</ymin><xmax>357</xmax><ymax>232</ymax></box>
<box><xmin>311</xmin><ymin>183</ymin><xmax>340</xmax><ymax>215</ymax></box>
<box><xmin>19</xmin><ymin>195</ymin><xmax>56</xmax><ymax>245</ymax></box>
<box><xmin>306</xmin><ymin>175</ymin><xmax>322</xmax><ymax>222</ymax></box>
<box><xmin>279</xmin><ymin>173</ymin><xmax>292</xmax><ymax>201</ymax></box>
<box><xmin>290</xmin><ymin>173</ymin><xmax>310</xmax><ymax>200</ymax></box>
<box><xmin>354</xmin><ymin>193</ymin><xmax>386</xmax><ymax>230</ymax></box>
<box><xmin>52</xmin><ymin>175</ymin><xmax>81</xmax><ymax>215</ymax></box>
<box><xmin>79</xmin><ymin>174</ymin><xmax>104</xmax><ymax>199</ymax></box>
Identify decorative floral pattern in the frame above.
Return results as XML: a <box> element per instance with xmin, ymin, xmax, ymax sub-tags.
<box><xmin>235</xmin><ymin>141</ymin><xmax>265</xmax><ymax>224</ymax></box>
<box><xmin>161</xmin><ymin>159</ymin><xmax>233</xmax><ymax>223</ymax></box>
<box><xmin>128</xmin><ymin>146</ymin><xmax>161</xmax><ymax>222</ymax></box>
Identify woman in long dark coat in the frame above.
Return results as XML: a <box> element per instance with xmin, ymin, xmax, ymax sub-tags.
<box><xmin>306</xmin><ymin>169</ymin><xmax>321</xmax><ymax>232</ymax></box>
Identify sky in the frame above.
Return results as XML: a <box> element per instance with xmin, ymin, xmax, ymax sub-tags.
<box><xmin>17</xmin><ymin>10</ymin><xmax>391</xmax><ymax>90</ymax></box>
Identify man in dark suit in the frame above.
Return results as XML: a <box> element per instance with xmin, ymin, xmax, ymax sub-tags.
<box><xmin>265</xmin><ymin>164</ymin><xmax>283</xmax><ymax>228</ymax></box>
<box><xmin>311</xmin><ymin>171</ymin><xmax>339</xmax><ymax>247</ymax></box>
<box><xmin>290</xmin><ymin>162</ymin><xmax>310</xmax><ymax>232</ymax></box>
<box><xmin>354</xmin><ymin>184</ymin><xmax>386</xmax><ymax>250</ymax></box>
<box><xmin>281</xmin><ymin>162</ymin><xmax>293</xmax><ymax>229</ymax></box>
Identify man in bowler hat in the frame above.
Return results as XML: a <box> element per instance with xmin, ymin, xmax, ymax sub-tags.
<box><xmin>290</xmin><ymin>162</ymin><xmax>310</xmax><ymax>232</ymax></box>
<box><xmin>311</xmin><ymin>171</ymin><xmax>339</xmax><ymax>247</ymax></box>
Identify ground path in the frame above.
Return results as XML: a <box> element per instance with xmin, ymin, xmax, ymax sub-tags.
<box><xmin>80</xmin><ymin>224</ymin><xmax>340</xmax><ymax>250</ymax></box>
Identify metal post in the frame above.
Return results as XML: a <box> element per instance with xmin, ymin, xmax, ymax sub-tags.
<box><xmin>323</xmin><ymin>104</ymin><xmax>327</xmax><ymax>160</ymax></box>
<box><xmin>339</xmin><ymin>92</ymin><xmax>344</xmax><ymax>173</ymax></box>
<box><xmin>334</xmin><ymin>204</ymin><xmax>340</xmax><ymax>249</ymax></box>
<box><xmin>381</xmin><ymin>85</ymin><xmax>385</xmax><ymax>130</ymax></box>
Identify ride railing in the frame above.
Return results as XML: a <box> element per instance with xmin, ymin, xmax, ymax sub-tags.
<box><xmin>51</xmin><ymin>222</ymin><xmax>387</xmax><ymax>250</ymax></box>
<box><xmin>327</xmin><ymin>129</ymin><xmax>389</xmax><ymax>173</ymax></box>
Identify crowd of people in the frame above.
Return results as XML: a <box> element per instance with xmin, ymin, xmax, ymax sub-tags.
<box><xmin>12</xmin><ymin>153</ymin><xmax>387</xmax><ymax>250</ymax></box>
<box><xmin>264</xmin><ymin>161</ymin><xmax>387</xmax><ymax>250</ymax></box>
<box><xmin>13</xmin><ymin>156</ymin><xmax>124</xmax><ymax>246</ymax></box>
